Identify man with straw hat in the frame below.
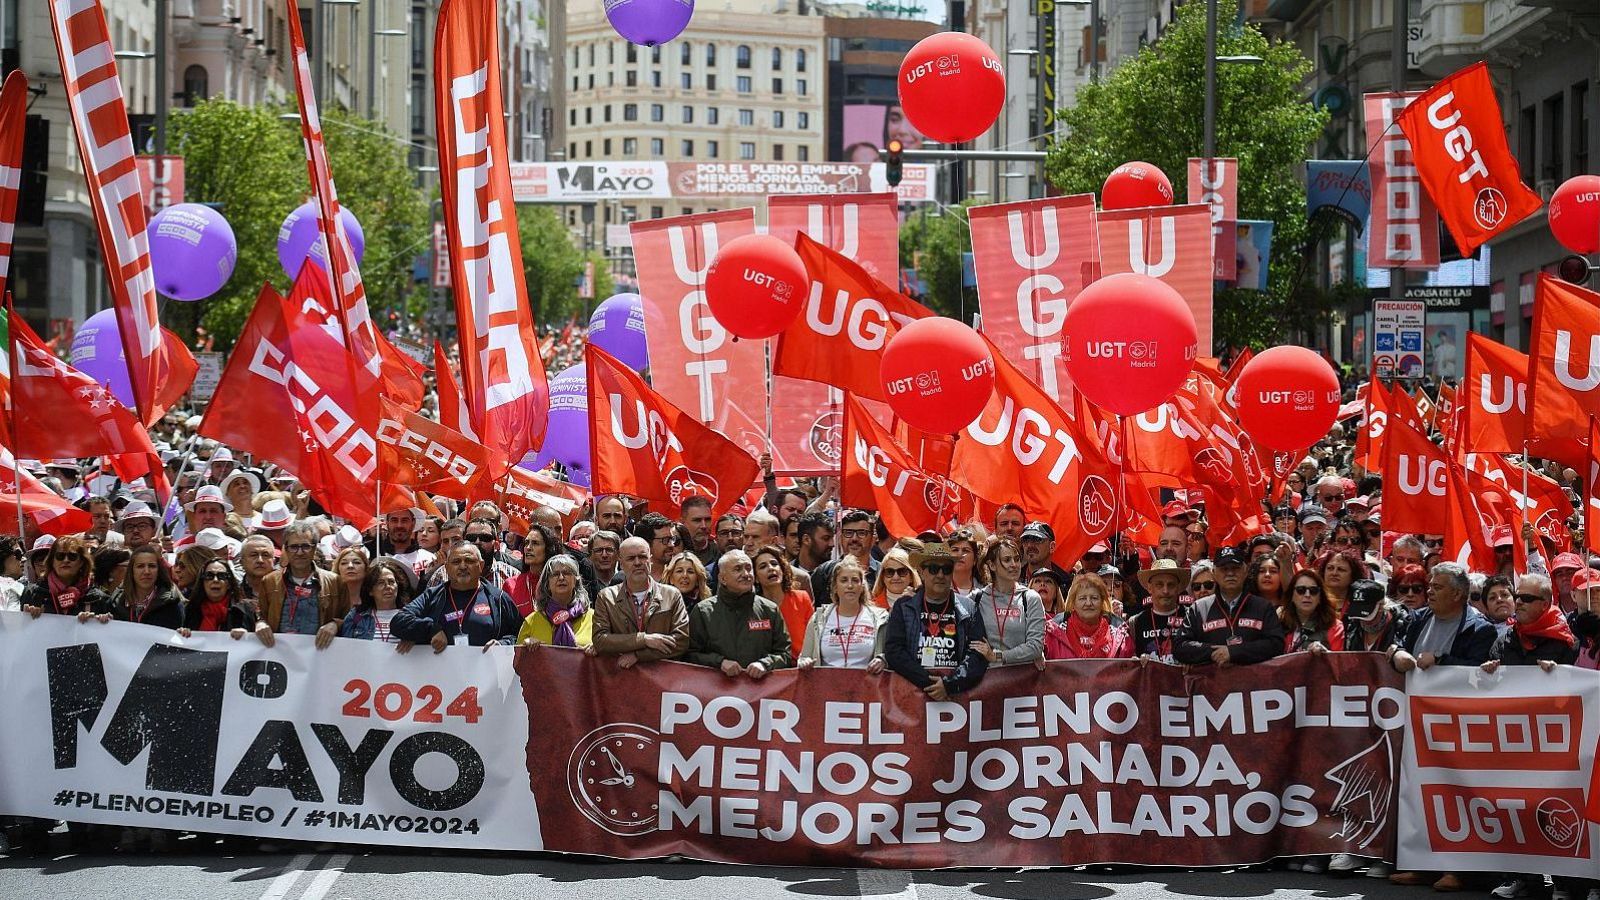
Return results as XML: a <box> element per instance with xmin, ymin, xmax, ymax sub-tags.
<box><xmin>1130</xmin><ymin>559</ymin><xmax>1189</xmax><ymax>663</ymax></box>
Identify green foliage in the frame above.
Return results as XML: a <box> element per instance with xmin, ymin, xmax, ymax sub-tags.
<box><xmin>1043</xmin><ymin>0</ymin><xmax>1329</xmax><ymax>349</ymax></box>
<box><xmin>166</xmin><ymin>99</ymin><xmax>428</xmax><ymax>348</ymax></box>
<box><xmin>515</xmin><ymin>205</ymin><xmax>614</xmax><ymax>325</ymax></box>
<box><xmin>898</xmin><ymin>204</ymin><xmax>973</xmax><ymax>319</ymax></box>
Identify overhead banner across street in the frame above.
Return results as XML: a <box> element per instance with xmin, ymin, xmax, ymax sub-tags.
<box><xmin>508</xmin><ymin>161</ymin><xmax>936</xmax><ymax>203</ymax></box>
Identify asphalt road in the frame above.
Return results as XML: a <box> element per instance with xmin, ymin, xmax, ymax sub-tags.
<box><xmin>1</xmin><ymin>843</ymin><xmax>1451</xmax><ymax>900</ymax></box>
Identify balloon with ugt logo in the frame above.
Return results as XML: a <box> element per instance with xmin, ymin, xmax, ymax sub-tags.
<box><xmin>1548</xmin><ymin>174</ymin><xmax>1600</xmax><ymax>255</ymax></box>
<box><xmin>880</xmin><ymin>318</ymin><xmax>995</xmax><ymax>433</ymax></box>
<box><xmin>1060</xmin><ymin>273</ymin><xmax>1197</xmax><ymax>416</ymax></box>
<box><xmin>704</xmin><ymin>234</ymin><xmax>810</xmax><ymax>340</ymax></box>
<box><xmin>1234</xmin><ymin>346</ymin><xmax>1342</xmax><ymax>452</ymax></box>
<box><xmin>896</xmin><ymin>32</ymin><xmax>1005</xmax><ymax>145</ymax></box>
<box><xmin>1101</xmin><ymin>161</ymin><xmax>1174</xmax><ymax>211</ymax></box>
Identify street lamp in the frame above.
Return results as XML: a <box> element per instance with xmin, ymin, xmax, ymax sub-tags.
<box><xmin>114</xmin><ymin>50</ymin><xmax>155</xmax><ymax>60</ymax></box>
<box><xmin>1203</xmin><ymin>0</ymin><xmax>1266</xmax><ymax>165</ymax></box>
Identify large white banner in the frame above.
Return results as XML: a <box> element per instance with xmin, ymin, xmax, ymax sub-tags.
<box><xmin>0</xmin><ymin>611</ymin><xmax>541</xmax><ymax>851</ymax></box>
<box><xmin>1398</xmin><ymin>665</ymin><xmax>1600</xmax><ymax>878</ymax></box>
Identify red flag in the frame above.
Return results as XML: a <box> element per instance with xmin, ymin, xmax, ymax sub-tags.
<box><xmin>1382</xmin><ymin>419</ymin><xmax>1451</xmax><ymax>535</ymax></box>
<box><xmin>1466</xmin><ymin>452</ymin><xmax>1574</xmax><ymax>554</ymax></box>
<box><xmin>1095</xmin><ymin>203</ymin><xmax>1215</xmax><ymax>356</ymax></box>
<box><xmin>434</xmin><ymin>0</ymin><xmax>548</xmax><ymax>470</ymax></box>
<box><xmin>434</xmin><ymin>340</ymin><xmax>477</xmax><ymax>441</ymax></box>
<box><xmin>493</xmin><ymin>466</ymin><xmax>588</xmax><ymax>535</ymax></box>
<box><xmin>775</xmin><ymin>234</ymin><xmax>930</xmax><ymax>401</ymax></box>
<box><xmin>1448</xmin><ymin>463</ymin><xmax>1514</xmax><ymax>574</ymax></box>
<box><xmin>586</xmin><ymin>345</ymin><xmax>759</xmax><ymax>518</ymax></box>
<box><xmin>967</xmin><ymin>195</ymin><xmax>1099</xmax><ymax>403</ymax></box>
<box><xmin>1365</xmin><ymin>92</ymin><xmax>1441</xmax><ymax>269</ymax></box>
<box><xmin>376</xmin><ymin>395</ymin><xmax>496</xmax><ymax>501</ymax></box>
<box><xmin>47</xmin><ymin>1</ymin><xmax>194</xmax><ymax>423</ymax></box>
<box><xmin>283</xmin><ymin>0</ymin><xmax>422</xmax><ymax>409</ymax></box>
<box><xmin>842</xmin><ymin>393</ymin><xmax>967</xmax><ymax>537</ymax></box>
<box><xmin>950</xmin><ymin>335</ymin><xmax>1118</xmax><ymax>567</ymax></box>
<box><xmin>0</xmin><ymin>445</ymin><xmax>93</xmax><ymax>537</ymax></box>
<box><xmin>1395</xmin><ymin>63</ymin><xmax>1542</xmax><ymax>256</ymax></box>
<box><xmin>1527</xmin><ymin>274</ymin><xmax>1600</xmax><ymax>466</ymax></box>
<box><xmin>1589</xmin><ymin>417</ymin><xmax>1600</xmax><ymax>535</ymax></box>
<box><xmin>0</xmin><ymin>72</ymin><xmax>27</xmax><ymax>306</ymax></box>
<box><xmin>1187</xmin><ymin>158</ymin><xmax>1239</xmax><ymax>280</ymax></box>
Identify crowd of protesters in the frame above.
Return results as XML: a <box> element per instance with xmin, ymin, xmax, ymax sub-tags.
<box><xmin>0</xmin><ymin>398</ymin><xmax>1597</xmax><ymax>899</ymax></box>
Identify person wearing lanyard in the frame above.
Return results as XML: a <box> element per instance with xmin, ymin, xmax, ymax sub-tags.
<box><xmin>798</xmin><ymin>558</ymin><xmax>887</xmax><ymax>671</ymax></box>
<box><xmin>254</xmin><ymin>522</ymin><xmax>344</xmax><ymax>648</ymax></box>
<box><xmin>590</xmin><ymin>537</ymin><xmax>690</xmax><ymax>667</ymax></box>
<box><xmin>968</xmin><ymin>538</ymin><xmax>1045</xmax><ymax>668</ymax></box>
<box><xmin>1129</xmin><ymin>559</ymin><xmax>1189</xmax><ymax>663</ymax></box>
<box><xmin>1174</xmin><ymin>545</ymin><xmax>1284</xmax><ymax>667</ymax></box>
<box><xmin>392</xmin><ymin>543</ymin><xmax>520</xmax><ymax>651</ymax></box>
<box><xmin>883</xmin><ymin>543</ymin><xmax>989</xmax><ymax>701</ymax></box>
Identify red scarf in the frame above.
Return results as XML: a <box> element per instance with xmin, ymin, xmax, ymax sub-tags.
<box><xmin>1515</xmin><ymin>604</ymin><xmax>1575</xmax><ymax>651</ymax></box>
<box><xmin>1066</xmin><ymin>613</ymin><xmax>1113</xmax><ymax>658</ymax></box>
<box><xmin>47</xmin><ymin>572</ymin><xmax>89</xmax><ymax>614</ymax></box>
<box><xmin>198</xmin><ymin>598</ymin><xmax>230</xmax><ymax>632</ymax></box>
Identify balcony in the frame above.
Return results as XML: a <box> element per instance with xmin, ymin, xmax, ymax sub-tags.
<box><xmin>1478</xmin><ymin>0</ymin><xmax>1556</xmax><ymax>62</ymax></box>
<box><xmin>1412</xmin><ymin>0</ymin><xmax>1486</xmax><ymax>77</ymax></box>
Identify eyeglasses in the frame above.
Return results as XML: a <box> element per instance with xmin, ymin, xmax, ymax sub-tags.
<box><xmin>655</xmin><ymin>535</ymin><xmax>680</xmax><ymax>545</ymax></box>
<box><xmin>285</xmin><ymin>543</ymin><xmax>315</xmax><ymax>552</ymax></box>
<box><xmin>1321</xmin><ymin>494</ymin><xmax>1346</xmax><ymax>502</ymax></box>
<box><xmin>716</xmin><ymin>529</ymin><xmax>743</xmax><ymax>538</ymax></box>
<box><xmin>882</xmin><ymin>567</ymin><xmax>912</xmax><ymax>578</ymax></box>
<box><xmin>202</xmin><ymin>571</ymin><xmax>230</xmax><ymax>582</ymax></box>
<box><xmin>1293</xmin><ymin>585</ymin><xmax>1322</xmax><ymax>596</ymax></box>
<box><xmin>465</xmin><ymin>534</ymin><xmax>496</xmax><ymax>544</ymax></box>
<box><xmin>1396</xmin><ymin>584</ymin><xmax>1425</xmax><ymax>595</ymax></box>
<box><xmin>921</xmin><ymin>564</ymin><xmax>954</xmax><ymax>575</ymax></box>
<box><xmin>841</xmin><ymin>528</ymin><xmax>873</xmax><ymax>539</ymax></box>
<box><xmin>1190</xmin><ymin>581</ymin><xmax>1215</xmax><ymax>592</ymax></box>
<box><xmin>1514</xmin><ymin>593</ymin><xmax>1547</xmax><ymax>604</ymax></box>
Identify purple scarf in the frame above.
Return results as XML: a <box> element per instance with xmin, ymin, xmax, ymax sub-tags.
<box><xmin>543</xmin><ymin>596</ymin><xmax>586</xmax><ymax>648</ymax></box>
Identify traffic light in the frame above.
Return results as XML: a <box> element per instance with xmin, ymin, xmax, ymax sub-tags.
<box><xmin>1557</xmin><ymin>255</ymin><xmax>1595</xmax><ymax>285</ymax></box>
<box><xmin>885</xmin><ymin>139</ymin><xmax>903</xmax><ymax>187</ymax></box>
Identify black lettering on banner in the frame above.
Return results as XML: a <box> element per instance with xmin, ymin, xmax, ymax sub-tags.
<box><xmin>47</xmin><ymin>644</ymin><xmax>108</xmax><ymax>769</ymax></box>
<box><xmin>101</xmin><ymin>645</ymin><xmax>228</xmax><ymax>795</ymax></box>
<box><xmin>239</xmin><ymin>659</ymin><xmax>288</xmax><ymax>699</ymax></box>
<box><xmin>389</xmin><ymin>732</ymin><xmax>485</xmax><ymax>812</ymax></box>
<box><xmin>311</xmin><ymin>723</ymin><xmax>395</xmax><ymax>804</ymax></box>
<box><xmin>221</xmin><ymin>720</ymin><xmax>324</xmax><ymax>802</ymax></box>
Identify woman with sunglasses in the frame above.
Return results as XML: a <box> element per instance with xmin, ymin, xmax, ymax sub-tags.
<box><xmin>0</xmin><ymin>535</ymin><xmax>25</xmax><ymax>611</ymax></box>
<box><xmin>20</xmin><ymin>535</ymin><xmax>108</xmax><ymax>619</ymax></box>
<box><xmin>870</xmin><ymin>547</ymin><xmax>920</xmax><ymax>609</ymax></box>
<box><xmin>1279</xmin><ymin>570</ymin><xmax>1344</xmax><ymax>654</ymax></box>
<box><xmin>340</xmin><ymin>557</ymin><xmax>415</xmax><ymax>642</ymax></box>
<box><xmin>969</xmin><ymin>538</ymin><xmax>1045</xmax><ymax>668</ymax></box>
<box><xmin>185</xmin><ymin>558</ymin><xmax>257</xmax><ymax>636</ymax></box>
<box><xmin>109</xmin><ymin>545</ymin><xmax>186</xmax><ymax>630</ymax></box>
<box><xmin>1188</xmin><ymin>560</ymin><xmax>1217</xmax><ymax>601</ymax></box>
<box><xmin>1316</xmin><ymin>548</ymin><xmax>1368</xmax><ymax>616</ymax></box>
<box><xmin>170</xmin><ymin>545</ymin><xmax>216</xmax><ymax>596</ymax></box>
<box><xmin>1389</xmin><ymin>563</ymin><xmax>1430</xmax><ymax>612</ymax></box>
<box><xmin>753</xmin><ymin>545</ymin><xmax>812</xmax><ymax>658</ymax></box>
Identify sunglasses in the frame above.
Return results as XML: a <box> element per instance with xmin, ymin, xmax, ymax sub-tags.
<box><xmin>202</xmin><ymin>571</ymin><xmax>230</xmax><ymax>582</ymax></box>
<box><xmin>1190</xmin><ymin>580</ymin><xmax>1215</xmax><ymax>591</ymax></box>
<box><xmin>1397</xmin><ymin>584</ymin><xmax>1425</xmax><ymax>595</ymax></box>
<box><xmin>921</xmin><ymin>564</ymin><xmax>954</xmax><ymax>575</ymax></box>
<box><xmin>1321</xmin><ymin>494</ymin><xmax>1346</xmax><ymax>502</ymax></box>
<box><xmin>465</xmin><ymin>534</ymin><xmax>497</xmax><ymax>544</ymax></box>
<box><xmin>882</xmin><ymin>567</ymin><xmax>912</xmax><ymax>578</ymax></box>
<box><xmin>1293</xmin><ymin>585</ymin><xmax>1321</xmax><ymax>596</ymax></box>
<box><xmin>655</xmin><ymin>535</ymin><xmax>681</xmax><ymax>545</ymax></box>
<box><xmin>1514</xmin><ymin>593</ymin><xmax>1547</xmax><ymax>604</ymax></box>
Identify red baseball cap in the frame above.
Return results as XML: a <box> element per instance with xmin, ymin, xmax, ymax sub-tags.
<box><xmin>1572</xmin><ymin>568</ymin><xmax>1600</xmax><ymax>592</ymax></box>
<box><xmin>1552</xmin><ymin>552</ymin><xmax>1586</xmax><ymax>574</ymax></box>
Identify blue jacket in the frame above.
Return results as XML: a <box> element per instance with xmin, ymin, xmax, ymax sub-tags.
<box><xmin>391</xmin><ymin>581</ymin><xmax>521</xmax><ymax>647</ymax></box>
<box><xmin>1399</xmin><ymin>605</ymin><xmax>1499</xmax><ymax>666</ymax></box>
<box><xmin>883</xmin><ymin>589</ymin><xmax>988</xmax><ymax>696</ymax></box>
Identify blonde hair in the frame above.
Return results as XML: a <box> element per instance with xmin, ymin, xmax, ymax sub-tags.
<box><xmin>870</xmin><ymin>547</ymin><xmax>921</xmax><ymax>608</ymax></box>
<box><xmin>1066</xmin><ymin>573</ymin><xmax>1114</xmax><ymax>617</ymax></box>
<box><xmin>664</xmin><ymin>552</ymin><xmax>710</xmax><ymax>602</ymax></box>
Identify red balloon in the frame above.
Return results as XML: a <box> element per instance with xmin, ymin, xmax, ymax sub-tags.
<box><xmin>704</xmin><ymin>234</ymin><xmax>810</xmax><ymax>340</ymax></box>
<box><xmin>1234</xmin><ymin>346</ymin><xmax>1342</xmax><ymax>452</ymax></box>
<box><xmin>1101</xmin><ymin>161</ymin><xmax>1174</xmax><ymax>210</ymax></box>
<box><xmin>897</xmin><ymin>32</ymin><xmax>1005</xmax><ymax>145</ymax></box>
<box><xmin>1060</xmin><ymin>273</ymin><xmax>1196</xmax><ymax>416</ymax></box>
<box><xmin>880</xmin><ymin>318</ymin><xmax>995</xmax><ymax>433</ymax></box>
<box><xmin>1549</xmin><ymin>175</ymin><xmax>1600</xmax><ymax>255</ymax></box>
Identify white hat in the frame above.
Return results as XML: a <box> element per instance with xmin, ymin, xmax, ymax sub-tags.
<box><xmin>29</xmin><ymin>534</ymin><xmax>56</xmax><ymax>555</ymax></box>
<box><xmin>210</xmin><ymin>448</ymin><xmax>234</xmax><ymax>464</ymax></box>
<box><xmin>333</xmin><ymin>524</ymin><xmax>364</xmax><ymax>551</ymax></box>
<box><xmin>117</xmin><ymin>500</ymin><xmax>159</xmax><ymax>524</ymax></box>
<box><xmin>43</xmin><ymin>459</ymin><xmax>80</xmax><ymax>476</ymax></box>
<box><xmin>250</xmin><ymin>498</ymin><xmax>295</xmax><ymax>531</ymax></box>
<box><xmin>220</xmin><ymin>468</ymin><xmax>262</xmax><ymax>498</ymax></box>
<box><xmin>185</xmin><ymin>415</ymin><xmax>203</xmax><ymax>429</ymax></box>
<box><xmin>184</xmin><ymin>484</ymin><xmax>231</xmax><ymax>513</ymax></box>
<box><xmin>193</xmin><ymin>527</ymin><xmax>242</xmax><ymax>559</ymax></box>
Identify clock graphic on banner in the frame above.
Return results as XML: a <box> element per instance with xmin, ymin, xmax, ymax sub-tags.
<box><xmin>567</xmin><ymin>723</ymin><xmax>661</xmax><ymax>837</ymax></box>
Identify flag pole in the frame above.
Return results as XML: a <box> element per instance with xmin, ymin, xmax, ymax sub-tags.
<box><xmin>4</xmin><ymin>293</ymin><xmax>24</xmax><ymax>540</ymax></box>
<box><xmin>374</xmin><ymin>477</ymin><xmax>381</xmax><ymax>560</ymax></box>
<box><xmin>762</xmin><ymin>340</ymin><xmax>774</xmax><ymax>456</ymax></box>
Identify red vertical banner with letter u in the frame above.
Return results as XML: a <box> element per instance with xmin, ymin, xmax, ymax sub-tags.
<box><xmin>1095</xmin><ymin>204</ymin><xmax>1214</xmax><ymax>357</ymax></box>
<box><xmin>766</xmin><ymin>193</ymin><xmax>901</xmax><ymax>475</ymax></box>
<box><xmin>435</xmin><ymin>0</ymin><xmax>549</xmax><ymax>470</ymax></box>
<box><xmin>1365</xmin><ymin>92</ymin><xmax>1441</xmax><ymax>270</ymax></box>
<box><xmin>1187</xmin><ymin>158</ymin><xmax>1238</xmax><ymax>281</ymax></box>
<box><xmin>630</xmin><ymin>209</ymin><xmax>770</xmax><ymax>463</ymax></box>
<box><xmin>968</xmin><ymin>195</ymin><xmax>1099</xmax><ymax>404</ymax></box>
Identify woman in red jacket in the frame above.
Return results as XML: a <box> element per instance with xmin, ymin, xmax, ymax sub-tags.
<box><xmin>1045</xmin><ymin>573</ymin><xmax>1132</xmax><ymax>660</ymax></box>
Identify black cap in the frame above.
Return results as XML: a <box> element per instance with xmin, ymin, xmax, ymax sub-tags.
<box><xmin>1021</xmin><ymin>521</ymin><xmax>1055</xmax><ymax>542</ymax></box>
<box><xmin>1249</xmin><ymin>533</ymin><xmax>1277</xmax><ymax>550</ymax></box>
<box><xmin>1028</xmin><ymin>566</ymin><xmax>1065</xmax><ymax>587</ymax></box>
<box><xmin>1213</xmin><ymin>545</ymin><xmax>1247</xmax><ymax>567</ymax></box>
<box><xmin>1272</xmin><ymin>505</ymin><xmax>1297</xmax><ymax>520</ymax></box>
<box><xmin>1346</xmin><ymin>579</ymin><xmax>1386</xmax><ymax>619</ymax></box>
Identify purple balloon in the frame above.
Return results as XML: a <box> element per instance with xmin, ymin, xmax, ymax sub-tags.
<box><xmin>277</xmin><ymin>201</ymin><xmax>366</xmax><ymax>281</ymax></box>
<box><xmin>587</xmin><ymin>293</ymin><xmax>649</xmax><ymax>372</ymax></box>
<box><xmin>524</xmin><ymin>364</ymin><xmax>590</xmax><ymax>487</ymax></box>
<box><xmin>68</xmin><ymin>309</ymin><xmax>135</xmax><ymax>409</ymax></box>
<box><xmin>605</xmin><ymin>0</ymin><xmax>693</xmax><ymax>46</ymax></box>
<box><xmin>148</xmin><ymin>203</ymin><xmax>237</xmax><ymax>301</ymax></box>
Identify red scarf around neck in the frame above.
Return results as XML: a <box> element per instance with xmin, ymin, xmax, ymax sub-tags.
<box><xmin>1066</xmin><ymin>613</ymin><xmax>1113</xmax><ymax>658</ymax></box>
<box><xmin>1515</xmin><ymin>604</ymin><xmax>1575</xmax><ymax>651</ymax></box>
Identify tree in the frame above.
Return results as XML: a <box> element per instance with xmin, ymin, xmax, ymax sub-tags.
<box><xmin>1043</xmin><ymin>0</ymin><xmax>1328</xmax><ymax>349</ymax></box>
<box><xmin>166</xmin><ymin>99</ymin><xmax>429</xmax><ymax>348</ymax></box>
<box><xmin>515</xmin><ymin>205</ymin><xmax>613</xmax><ymax>326</ymax></box>
<box><xmin>898</xmin><ymin>204</ymin><xmax>973</xmax><ymax>319</ymax></box>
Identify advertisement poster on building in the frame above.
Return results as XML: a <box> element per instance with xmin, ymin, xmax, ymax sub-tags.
<box><xmin>1373</xmin><ymin>300</ymin><xmax>1426</xmax><ymax>378</ymax></box>
<box><xmin>1426</xmin><ymin>321</ymin><xmax>1462</xmax><ymax>382</ymax></box>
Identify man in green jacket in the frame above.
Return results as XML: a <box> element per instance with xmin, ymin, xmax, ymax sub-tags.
<box><xmin>686</xmin><ymin>549</ymin><xmax>793</xmax><ymax>679</ymax></box>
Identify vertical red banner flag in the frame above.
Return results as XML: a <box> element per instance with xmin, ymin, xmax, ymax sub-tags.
<box><xmin>0</xmin><ymin>72</ymin><xmax>27</xmax><ymax>305</ymax></box>
<box><xmin>766</xmin><ymin>192</ymin><xmax>901</xmax><ymax>474</ymax></box>
<box><xmin>1460</xmin><ymin>333</ymin><xmax>1531</xmax><ymax>454</ymax></box>
<box><xmin>1187</xmin><ymin>158</ymin><xmax>1238</xmax><ymax>281</ymax></box>
<box><xmin>47</xmin><ymin>0</ymin><xmax>194</xmax><ymax>423</ymax></box>
<box><xmin>1395</xmin><ymin>62</ymin><xmax>1542</xmax><ymax>256</ymax></box>
<box><xmin>435</xmin><ymin>0</ymin><xmax>549</xmax><ymax>469</ymax></box>
<box><xmin>629</xmin><ymin>209</ymin><xmax>768</xmax><ymax>457</ymax></box>
<box><xmin>1527</xmin><ymin>274</ymin><xmax>1600</xmax><ymax>467</ymax></box>
<box><xmin>1588</xmin><ymin>418</ymin><xmax>1600</xmax><ymax>542</ymax></box>
<box><xmin>1381</xmin><ymin>418</ymin><xmax>1451</xmax><ymax>535</ymax></box>
<box><xmin>1365</xmin><ymin>92</ymin><xmax>1442</xmax><ymax>270</ymax></box>
<box><xmin>283</xmin><ymin>0</ymin><xmax>422</xmax><ymax>408</ymax></box>
<box><xmin>967</xmin><ymin>194</ymin><xmax>1099</xmax><ymax>403</ymax></box>
<box><xmin>1095</xmin><ymin>203</ymin><xmax>1214</xmax><ymax>356</ymax></box>
<box><xmin>841</xmin><ymin>393</ymin><xmax>966</xmax><ymax>537</ymax></box>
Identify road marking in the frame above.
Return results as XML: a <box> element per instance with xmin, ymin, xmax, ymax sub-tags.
<box><xmin>856</xmin><ymin>869</ymin><xmax>918</xmax><ymax>900</ymax></box>
<box><xmin>297</xmin><ymin>854</ymin><xmax>352</xmax><ymax>900</ymax></box>
<box><xmin>258</xmin><ymin>853</ymin><xmax>315</xmax><ymax>900</ymax></box>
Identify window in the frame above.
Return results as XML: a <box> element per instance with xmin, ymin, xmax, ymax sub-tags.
<box><xmin>608</xmin><ymin>72</ymin><xmax>614</xmax><ymax>87</ymax></box>
<box><xmin>603</xmin><ymin>138</ymin><xmax>612</xmax><ymax>154</ymax></box>
<box><xmin>798</xmin><ymin>145</ymin><xmax>809</xmax><ymax>161</ymax></box>
<box><xmin>569</xmin><ymin>108</ymin><xmax>577</xmax><ymax>126</ymax></box>
<box><xmin>737</xmin><ymin>75</ymin><xmax>751</xmax><ymax>93</ymax></box>
<box><xmin>737</xmin><ymin>45</ymin><xmax>751</xmax><ymax>68</ymax></box>
<box><xmin>585</xmin><ymin>140</ymin><xmax>592</xmax><ymax>156</ymax></box>
<box><xmin>626</xmin><ymin>70</ymin><xmax>637</xmax><ymax>87</ymax></box>
<box><xmin>651</xmin><ymin>138</ymin><xmax>664</xmax><ymax>155</ymax></box>
<box><xmin>772</xmin><ymin>47</ymin><xmax>782</xmax><ymax>69</ymax></box>
<box><xmin>1575</xmin><ymin>82</ymin><xmax>1591</xmax><ymax>175</ymax></box>
<box><xmin>627</xmin><ymin>44</ymin><xmax>637</xmax><ymax>63</ymax></box>
<box><xmin>708</xmin><ymin>140</ymin><xmax>719</xmax><ymax>157</ymax></box>
<box><xmin>738</xmin><ymin>109</ymin><xmax>754</xmax><ymax>126</ymax></box>
<box><xmin>587</xmin><ymin>44</ymin><xmax>595</xmax><ymax>66</ymax></box>
<box><xmin>797</xmin><ymin>49</ymin><xmax>807</xmax><ymax>72</ymax></box>
<box><xmin>651</xmin><ymin>103</ymin><xmax>664</xmax><ymax>122</ymax></box>
<box><xmin>1519</xmin><ymin>105</ymin><xmax>1537</xmax><ymax>183</ymax></box>
<box><xmin>773</xmin><ymin>110</ymin><xmax>784</xmax><ymax>128</ymax></box>
<box><xmin>609</xmin><ymin>43</ymin><xmax>615</xmax><ymax>63</ymax></box>
<box><xmin>797</xmin><ymin>78</ymin><xmax>807</xmax><ymax>95</ymax></box>
<box><xmin>1543</xmin><ymin>93</ymin><xmax>1565</xmax><ymax>183</ymax></box>
<box><xmin>774</xmin><ymin>144</ymin><xmax>784</xmax><ymax>161</ymax></box>
<box><xmin>587</xmin><ymin>73</ymin><xmax>594</xmax><ymax>89</ymax></box>
<box><xmin>571</xmin><ymin>47</ymin><xmax>579</xmax><ymax>67</ymax></box>
<box><xmin>772</xmin><ymin>78</ymin><xmax>783</xmax><ymax>94</ymax></box>
<box><xmin>604</xmin><ymin>104</ymin><xmax>613</xmax><ymax>122</ymax></box>
<box><xmin>682</xmin><ymin>207</ymin><xmax>694</xmax><ymax>216</ymax></box>
<box><xmin>651</xmin><ymin>206</ymin><xmax>665</xmax><ymax>219</ymax></box>
<box><xmin>707</xmin><ymin>107</ymin><xmax>719</xmax><ymax>125</ymax></box>
<box><xmin>706</xmin><ymin>44</ymin><xmax>717</xmax><ymax>65</ymax></box>
<box><xmin>569</xmin><ymin>142</ymin><xmax>576</xmax><ymax>158</ymax></box>
<box><xmin>740</xmin><ymin>142</ymin><xmax>756</xmax><ymax>159</ymax></box>
<box><xmin>706</xmin><ymin>74</ymin><xmax>717</xmax><ymax>91</ymax></box>
<box><xmin>585</xmin><ymin>107</ymin><xmax>593</xmax><ymax>124</ymax></box>
<box><xmin>797</xmin><ymin>111</ymin><xmax>809</xmax><ymax>129</ymax></box>
<box><xmin>681</xmin><ymin>72</ymin><xmax>691</xmax><ymax>89</ymax></box>
<box><xmin>681</xmin><ymin>43</ymin><xmax>692</xmax><ymax>65</ymax></box>
<box><xmin>624</xmin><ymin>137</ymin><xmax>638</xmax><ymax>155</ymax></box>
<box><xmin>624</xmin><ymin>103</ymin><xmax>638</xmax><ymax>121</ymax></box>
<box><xmin>682</xmin><ymin>105</ymin><xmax>694</xmax><ymax>123</ymax></box>
<box><xmin>652</xmin><ymin>70</ymin><xmax>662</xmax><ymax>87</ymax></box>
<box><xmin>182</xmin><ymin>65</ymin><xmax>209</xmax><ymax>106</ymax></box>
<box><xmin>572</xmin><ymin>76</ymin><xmax>578</xmax><ymax>90</ymax></box>
<box><xmin>681</xmin><ymin>140</ymin><xmax>694</xmax><ymax>156</ymax></box>
<box><xmin>652</xmin><ymin>46</ymin><xmax>661</xmax><ymax>64</ymax></box>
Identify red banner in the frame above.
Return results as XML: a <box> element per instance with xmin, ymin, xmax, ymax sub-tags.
<box><xmin>133</xmin><ymin>155</ymin><xmax>183</xmax><ymax>219</ymax></box>
<box><xmin>1382</xmin><ymin>419</ymin><xmax>1450</xmax><ymax>534</ymax></box>
<box><xmin>517</xmin><ymin>650</ymin><xmax>1404</xmax><ymax>867</ymax></box>
<box><xmin>0</xmin><ymin>445</ymin><xmax>92</xmax><ymax>537</ymax></box>
<box><xmin>1365</xmin><ymin>92</ymin><xmax>1441</xmax><ymax>270</ymax></box>
<box><xmin>1527</xmin><ymin>274</ymin><xmax>1600</xmax><ymax>467</ymax></box>
<box><xmin>376</xmin><ymin>394</ymin><xmax>495</xmax><ymax>500</ymax></box>
<box><xmin>967</xmin><ymin>195</ymin><xmax>1098</xmax><ymax>403</ymax></box>
<box><xmin>434</xmin><ymin>0</ymin><xmax>548</xmax><ymax>470</ymax></box>
<box><xmin>1395</xmin><ymin>63</ymin><xmax>1542</xmax><ymax>257</ymax></box>
<box><xmin>0</xmin><ymin>72</ymin><xmax>26</xmax><ymax>305</ymax></box>
<box><xmin>1187</xmin><ymin>158</ymin><xmax>1238</xmax><ymax>281</ymax></box>
<box><xmin>630</xmin><ymin>209</ymin><xmax>769</xmax><ymax>461</ymax></box>
<box><xmin>587</xmin><ymin>345</ymin><xmax>759</xmax><ymax>518</ymax></box>
<box><xmin>48</xmin><ymin>0</ymin><xmax>194</xmax><ymax>423</ymax></box>
<box><xmin>766</xmin><ymin>193</ymin><xmax>902</xmax><ymax>474</ymax></box>
<box><xmin>1094</xmin><ymin>204</ymin><xmax>1214</xmax><ymax>356</ymax></box>
<box><xmin>495</xmin><ymin>466</ymin><xmax>589</xmax><ymax>535</ymax></box>
<box><xmin>841</xmin><ymin>393</ymin><xmax>966</xmax><ymax>536</ymax></box>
